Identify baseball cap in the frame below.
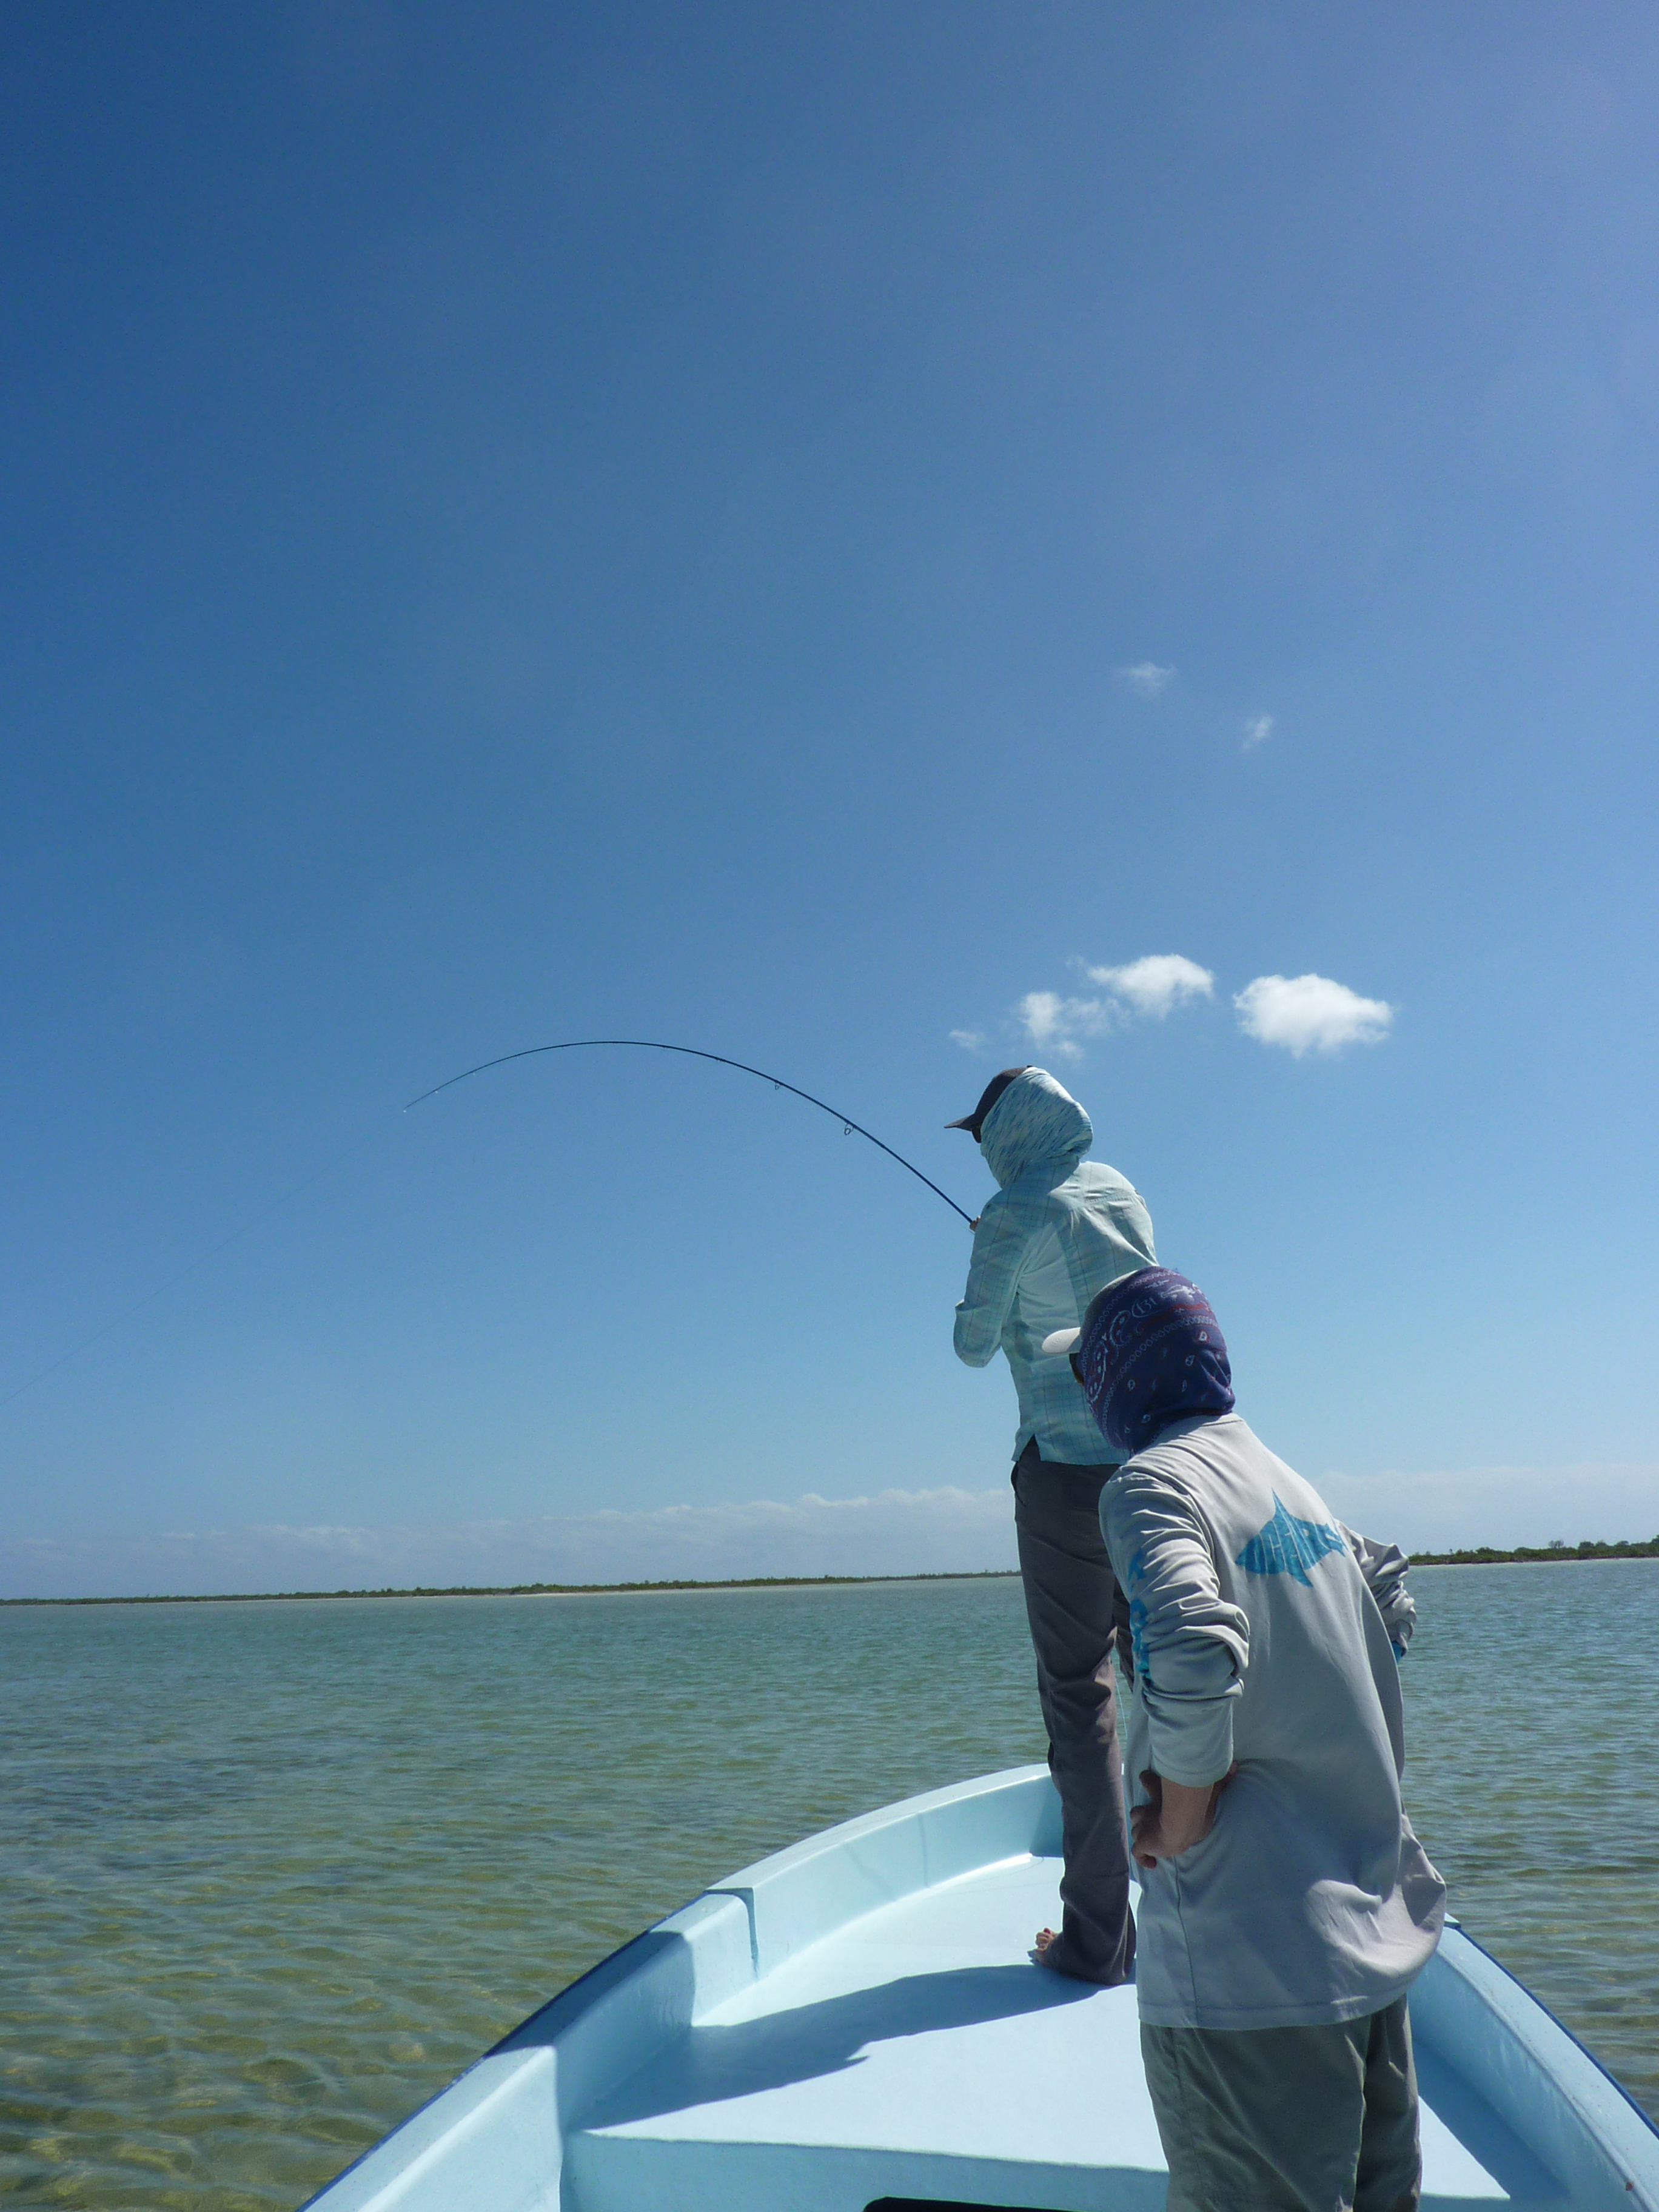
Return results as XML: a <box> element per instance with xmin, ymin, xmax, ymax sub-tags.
<box><xmin>945</xmin><ymin>1067</ymin><xmax>1032</xmax><ymax>1143</ymax></box>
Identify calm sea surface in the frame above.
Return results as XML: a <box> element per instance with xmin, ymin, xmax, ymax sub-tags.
<box><xmin>2</xmin><ymin>1561</ymin><xmax>1655</xmax><ymax>2208</ymax></box>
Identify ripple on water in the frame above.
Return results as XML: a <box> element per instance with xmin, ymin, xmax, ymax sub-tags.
<box><xmin>1</xmin><ymin>1562</ymin><xmax>1654</xmax><ymax>2209</ymax></box>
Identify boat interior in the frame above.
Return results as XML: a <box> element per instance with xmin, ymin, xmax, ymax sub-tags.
<box><xmin>307</xmin><ymin>1767</ymin><xmax>1659</xmax><ymax>2212</ymax></box>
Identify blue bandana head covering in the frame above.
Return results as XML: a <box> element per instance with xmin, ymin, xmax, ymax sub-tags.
<box><xmin>1074</xmin><ymin>1267</ymin><xmax>1234</xmax><ymax>1455</ymax></box>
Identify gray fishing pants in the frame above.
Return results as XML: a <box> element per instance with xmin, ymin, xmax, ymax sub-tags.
<box><xmin>1012</xmin><ymin>1438</ymin><xmax>1135</xmax><ymax>1986</ymax></box>
<box><xmin>1141</xmin><ymin>1994</ymin><xmax>1421</xmax><ymax>2212</ymax></box>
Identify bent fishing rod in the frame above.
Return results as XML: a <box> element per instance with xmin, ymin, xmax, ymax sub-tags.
<box><xmin>1</xmin><ymin>1039</ymin><xmax>974</xmax><ymax>1415</ymax></box>
<box><xmin>404</xmin><ymin>1039</ymin><xmax>976</xmax><ymax>1227</ymax></box>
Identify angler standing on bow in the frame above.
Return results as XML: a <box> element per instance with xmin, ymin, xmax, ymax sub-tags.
<box><xmin>949</xmin><ymin>1065</ymin><xmax>1156</xmax><ymax>1986</ymax></box>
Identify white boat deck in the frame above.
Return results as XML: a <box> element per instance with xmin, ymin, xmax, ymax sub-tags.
<box><xmin>571</xmin><ymin>1852</ymin><xmax>1161</xmax><ymax>2210</ymax></box>
<box><xmin>566</xmin><ymin>1852</ymin><xmax>1557</xmax><ymax>2211</ymax></box>
<box><xmin>309</xmin><ymin>1767</ymin><xmax>1659</xmax><ymax>2212</ymax></box>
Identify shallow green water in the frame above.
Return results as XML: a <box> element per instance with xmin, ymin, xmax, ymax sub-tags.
<box><xmin>1</xmin><ymin>1561</ymin><xmax>1654</xmax><ymax>2208</ymax></box>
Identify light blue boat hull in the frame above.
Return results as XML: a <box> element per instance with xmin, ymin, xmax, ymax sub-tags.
<box><xmin>306</xmin><ymin>1765</ymin><xmax>1659</xmax><ymax>2211</ymax></box>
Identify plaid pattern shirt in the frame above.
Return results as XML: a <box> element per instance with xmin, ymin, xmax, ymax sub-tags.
<box><xmin>953</xmin><ymin>1070</ymin><xmax>1156</xmax><ymax>1465</ymax></box>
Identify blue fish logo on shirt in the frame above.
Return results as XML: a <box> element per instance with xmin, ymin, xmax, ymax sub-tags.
<box><xmin>1127</xmin><ymin>1594</ymin><xmax>1155</xmax><ymax>1690</ymax></box>
<box><xmin>1235</xmin><ymin>1495</ymin><xmax>1346</xmax><ymax>1586</ymax></box>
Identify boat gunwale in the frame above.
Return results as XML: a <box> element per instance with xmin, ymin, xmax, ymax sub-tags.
<box><xmin>303</xmin><ymin>1765</ymin><xmax>1659</xmax><ymax>2211</ymax></box>
<box><xmin>1451</xmin><ymin>1920</ymin><xmax>1659</xmax><ymax>2143</ymax></box>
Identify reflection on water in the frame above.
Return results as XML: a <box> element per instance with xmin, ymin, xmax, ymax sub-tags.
<box><xmin>1</xmin><ymin>1561</ymin><xmax>1654</xmax><ymax>2208</ymax></box>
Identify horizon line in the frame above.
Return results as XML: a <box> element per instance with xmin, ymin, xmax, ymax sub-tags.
<box><xmin>1</xmin><ymin>1567</ymin><xmax>1022</xmax><ymax>1608</ymax></box>
<box><xmin>4</xmin><ymin>1537</ymin><xmax>1657</xmax><ymax>1608</ymax></box>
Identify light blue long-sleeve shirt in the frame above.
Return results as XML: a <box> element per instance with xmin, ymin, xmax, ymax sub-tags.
<box><xmin>953</xmin><ymin>1068</ymin><xmax>1156</xmax><ymax>1464</ymax></box>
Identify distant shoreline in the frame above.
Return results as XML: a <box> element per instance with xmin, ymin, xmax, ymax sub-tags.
<box><xmin>4</xmin><ymin>1541</ymin><xmax>1657</xmax><ymax>1607</ymax></box>
<box><xmin>1407</xmin><ymin>1538</ymin><xmax>1657</xmax><ymax>1567</ymax></box>
<box><xmin>0</xmin><ymin>1569</ymin><xmax>1022</xmax><ymax>1609</ymax></box>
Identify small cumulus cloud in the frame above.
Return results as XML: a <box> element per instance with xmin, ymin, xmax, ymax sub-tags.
<box><xmin>1234</xmin><ymin>973</ymin><xmax>1393</xmax><ymax>1056</ymax></box>
<box><xmin>1116</xmin><ymin>661</ymin><xmax>1175</xmax><ymax>699</ymax></box>
<box><xmin>1016</xmin><ymin>954</ymin><xmax>1214</xmax><ymax>1059</ymax></box>
<box><xmin>1082</xmin><ymin>954</ymin><xmax>1215</xmax><ymax>1019</ymax></box>
<box><xmin>1015</xmin><ymin>990</ymin><xmax>1113</xmax><ymax>1059</ymax></box>
<box><xmin>1242</xmin><ymin>713</ymin><xmax>1275</xmax><ymax>751</ymax></box>
<box><xmin>949</xmin><ymin>1028</ymin><xmax>987</xmax><ymax>1052</ymax></box>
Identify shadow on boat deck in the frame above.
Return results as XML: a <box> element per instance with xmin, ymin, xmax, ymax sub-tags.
<box><xmin>562</xmin><ymin>1961</ymin><xmax>1094</xmax><ymax>2126</ymax></box>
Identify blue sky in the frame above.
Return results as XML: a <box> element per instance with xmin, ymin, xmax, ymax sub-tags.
<box><xmin>4</xmin><ymin>2</ymin><xmax>1657</xmax><ymax>1597</ymax></box>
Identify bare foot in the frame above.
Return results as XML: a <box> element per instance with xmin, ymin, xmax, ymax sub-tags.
<box><xmin>1032</xmin><ymin>1926</ymin><xmax>1061</xmax><ymax>1969</ymax></box>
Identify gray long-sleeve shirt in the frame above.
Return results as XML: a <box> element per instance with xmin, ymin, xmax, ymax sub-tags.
<box><xmin>1100</xmin><ymin>1412</ymin><xmax>1446</xmax><ymax>2028</ymax></box>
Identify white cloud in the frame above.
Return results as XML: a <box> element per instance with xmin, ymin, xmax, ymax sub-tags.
<box><xmin>1116</xmin><ymin>661</ymin><xmax>1175</xmax><ymax>698</ymax></box>
<box><xmin>948</xmin><ymin>1028</ymin><xmax>987</xmax><ymax>1052</ymax></box>
<box><xmin>1014</xmin><ymin>990</ymin><xmax>1113</xmax><ymax>1059</ymax></box>
<box><xmin>1242</xmin><ymin>713</ymin><xmax>1275</xmax><ymax>750</ymax></box>
<box><xmin>11</xmin><ymin>1464</ymin><xmax>1655</xmax><ymax>1601</ymax></box>
<box><xmin>1015</xmin><ymin>954</ymin><xmax>1214</xmax><ymax>1059</ymax></box>
<box><xmin>2</xmin><ymin>1486</ymin><xmax>1020</xmax><ymax>1600</ymax></box>
<box><xmin>1083</xmin><ymin>953</ymin><xmax>1215</xmax><ymax>1019</ymax></box>
<box><xmin>1316</xmin><ymin>1464</ymin><xmax>1659</xmax><ymax>1556</ymax></box>
<box><xmin>1234</xmin><ymin>972</ymin><xmax>1394</xmax><ymax>1056</ymax></box>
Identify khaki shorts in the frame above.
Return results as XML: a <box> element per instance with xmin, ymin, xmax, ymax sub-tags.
<box><xmin>1140</xmin><ymin>1995</ymin><xmax>1421</xmax><ymax>2212</ymax></box>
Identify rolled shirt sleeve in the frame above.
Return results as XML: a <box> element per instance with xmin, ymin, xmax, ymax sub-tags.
<box><xmin>1339</xmin><ymin>1524</ymin><xmax>1417</xmax><ymax>1652</ymax></box>
<box><xmin>1103</xmin><ymin>1469</ymin><xmax>1251</xmax><ymax>1788</ymax></box>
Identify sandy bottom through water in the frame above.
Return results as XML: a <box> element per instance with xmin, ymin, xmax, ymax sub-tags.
<box><xmin>2</xmin><ymin>1560</ymin><xmax>1655</xmax><ymax>2208</ymax></box>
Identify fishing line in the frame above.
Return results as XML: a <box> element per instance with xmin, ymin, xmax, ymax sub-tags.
<box><xmin>404</xmin><ymin>1039</ymin><xmax>976</xmax><ymax>1225</ymax></box>
<box><xmin>2</xmin><ymin>1040</ymin><xmax>971</xmax><ymax>1413</ymax></box>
